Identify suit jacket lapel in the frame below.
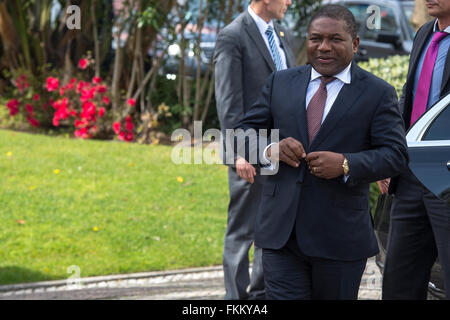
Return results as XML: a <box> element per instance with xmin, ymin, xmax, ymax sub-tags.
<box><xmin>309</xmin><ymin>64</ymin><xmax>366</xmax><ymax>151</ymax></box>
<box><xmin>292</xmin><ymin>66</ymin><xmax>311</xmax><ymax>150</ymax></box>
<box><xmin>441</xmin><ymin>47</ymin><xmax>450</xmax><ymax>95</ymax></box>
<box><xmin>274</xmin><ymin>24</ymin><xmax>295</xmax><ymax>68</ymax></box>
<box><xmin>244</xmin><ymin>12</ymin><xmax>276</xmax><ymax>72</ymax></box>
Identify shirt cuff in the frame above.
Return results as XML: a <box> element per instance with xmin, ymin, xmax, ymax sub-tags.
<box><xmin>261</xmin><ymin>143</ymin><xmax>277</xmax><ymax>171</ymax></box>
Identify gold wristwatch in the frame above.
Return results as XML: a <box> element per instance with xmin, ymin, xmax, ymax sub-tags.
<box><xmin>342</xmin><ymin>157</ymin><xmax>349</xmax><ymax>175</ymax></box>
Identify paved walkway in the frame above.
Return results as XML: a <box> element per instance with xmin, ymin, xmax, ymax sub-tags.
<box><xmin>0</xmin><ymin>258</ymin><xmax>382</xmax><ymax>300</ymax></box>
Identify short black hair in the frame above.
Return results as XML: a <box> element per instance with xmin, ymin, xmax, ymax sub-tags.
<box><xmin>308</xmin><ymin>4</ymin><xmax>358</xmax><ymax>39</ymax></box>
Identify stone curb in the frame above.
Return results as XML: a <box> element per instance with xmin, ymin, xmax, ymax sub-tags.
<box><xmin>0</xmin><ymin>265</ymin><xmax>223</xmax><ymax>292</ymax></box>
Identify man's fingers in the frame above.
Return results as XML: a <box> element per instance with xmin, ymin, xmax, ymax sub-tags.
<box><xmin>305</xmin><ymin>152</ymin><xmax>320</xmax><ymax>163</ymax></box>
<box><xmin>287</xmin><ymin>139</ymin><xmax>306</xmax><ymax>159</ymax></box>
<box><xmin>280</xmin><ymin>149</ymin><xmax>300</xmax><ymax>167</ymax></box>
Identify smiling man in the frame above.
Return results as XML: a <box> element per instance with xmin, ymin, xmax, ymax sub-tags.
<box><xmin>235</xmin><ymin>4</ymin><xmax>408</xmax><ymax>299</ymax></box>
<box><xmin>214</xmin><ymin>0</ymin><xmax>296</xmax><ymax>300</ymax></box>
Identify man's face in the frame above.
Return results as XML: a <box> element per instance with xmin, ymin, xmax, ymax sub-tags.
<box><xmin>306</xmin><ymin>17</ymin><xmax>359</xmax><ymax>76</ymax></box>
<box><xmin>266</xmin><ymin>0</ymin><xmax>292</xmax><ymax>20</ymax></box>
<box><xmin>425</xmin><ymin>0</ymin><xmax>450</xmax><ymax>19</ymax></box>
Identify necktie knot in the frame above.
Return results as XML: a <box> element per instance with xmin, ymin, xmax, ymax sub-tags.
<box><xmin>431</xmin><ymin>31</ymin><xmax>448</xmax><ymax>44</ymax></box>
<box><xmin>320</xmin><ymin>76</ymin><xmax>336</xmax><ymax>86</ymax></box>
<box><xmin>265</xmin><ymin>25</ymin><xmax>274</xmax><ymax>35</ymax></box>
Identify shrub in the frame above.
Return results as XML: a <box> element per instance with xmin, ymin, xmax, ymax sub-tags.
<box><xmin>358</xmin><ymin>55</ymin><xmax>409</xmax><ymax>98</ymax></box>
<box><xmin>3</xmin><ymin>60</ymin><xmax>135</xmax><ymax>142</ymax></box>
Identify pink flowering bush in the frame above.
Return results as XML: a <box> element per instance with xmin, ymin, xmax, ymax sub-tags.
<box><xmin>4</xmin><ymin>59</ymin><xmax>135</xmax><ymax>142</ymax></box>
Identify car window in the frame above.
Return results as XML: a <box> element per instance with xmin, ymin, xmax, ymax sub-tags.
<box><xmin>345</xmin><ymin>4</ymin><xmax>399</xmax><ymax>41</ymax></box>
<box><xmin>422</xmin><ymin>105</ymin><xmax>450</xmax><ymax>141</ymax></box>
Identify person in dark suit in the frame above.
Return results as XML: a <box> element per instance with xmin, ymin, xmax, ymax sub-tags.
<box><xmin>213</xmin><ymin>0</ymin><xmax>296</xmax><ymax>300</ymax></box>
<box><xmin>381</xmin><ymin>0</ymin><xmax>450</xmax><ymax>300</ymax></box>
<box><xmin>235</xmin><ymin>4</ymin><xmax>408</xmax><ymax>299</ymax></box>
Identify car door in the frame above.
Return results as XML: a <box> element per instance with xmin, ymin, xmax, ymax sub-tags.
<box><xmin>406</xmin><ymin>93</ymin><xmax>450</xmax><ymax>205</ymax></box>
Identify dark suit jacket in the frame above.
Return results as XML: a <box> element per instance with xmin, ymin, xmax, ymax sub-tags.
<box><xmin>237</xmin><ymin>63</ymin><xmax>408</xmax><ymax>261</ymax></box>
<box><xmin>214</xmin><ymin>10</ymin><xmax>296</xmax><ymax>165</ymax></box>
<box><xmin>390</xmin><ymin>19</ymin><xmax>450</xmax><ymax>194</ymax></box>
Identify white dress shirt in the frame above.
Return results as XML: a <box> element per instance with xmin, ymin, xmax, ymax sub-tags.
<box><xmin>247</xmin><ymin>6</ymin><xmax>288</xmax><ymax>70</ymax></box>
<box><xmin>262</xmin><ymin>63</ymin><xmax>353</xmax><ymax>177</ymax></box>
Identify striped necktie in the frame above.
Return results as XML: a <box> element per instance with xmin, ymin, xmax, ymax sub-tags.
<box><xmin>265</xmin><ymin>25</ymin><xmax>283</xmax><ymax>71</ymax></box>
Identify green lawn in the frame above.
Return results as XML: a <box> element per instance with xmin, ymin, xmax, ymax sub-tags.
<box><xmin>0</xmin><ymin>129</ymin><xmax>229</xmax><ymax>285</ymax></box>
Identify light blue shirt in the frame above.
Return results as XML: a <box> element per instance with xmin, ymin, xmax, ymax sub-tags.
<box><xmin>412</xmin><ymin>20</ymin><xmax>450</xmax><ymax>110</ymax></box>
<box><xmin>247</xmin><ymin>6</ymin><xmax>288</xmax><ymax>70</ymax></box>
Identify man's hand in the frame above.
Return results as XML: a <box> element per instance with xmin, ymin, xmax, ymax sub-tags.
<box><xmin>267</xmin><ymin>137</ymin><xmax>306</xmax><ymax>168</ymax></box>
<box><xmin>306</xmin><ymin>151</ymin><xmax>345</xmax><ymax>179</ymax></box>
<box><xmin>236</xmin><ymin>156</ymin><xmax>256</xmax><ymax>184</ymax></box>
<box><xmin>377</xmin><ymin>178</ymin><xmax>391</xmax><ymax>194</ymax></box>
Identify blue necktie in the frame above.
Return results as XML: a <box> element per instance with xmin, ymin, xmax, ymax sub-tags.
<box><xmin>265</xmin><ymin>26</ymin><xmax>283</xmax><ymax>71</ymax></box>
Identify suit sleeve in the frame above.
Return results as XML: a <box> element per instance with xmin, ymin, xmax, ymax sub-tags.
<box><xmin>234</xmin><ymin>73</ymin><xmax>275</xmax><ymax>164</ymax></box>
<box><xmin>343</xmin><ymin>85</ymin><xmax>409</xmax><ymax>184</ymax></box>
<box><xmin>214</xmin><ymin>30</ymin><xmax>244</xmax><ymax>132</ymax></box>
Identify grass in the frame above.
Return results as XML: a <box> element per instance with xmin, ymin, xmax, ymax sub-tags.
<box><xmin>0</xmin><ymin>129</ymin><xmax>229</xmax><ymax>285</ymax></box>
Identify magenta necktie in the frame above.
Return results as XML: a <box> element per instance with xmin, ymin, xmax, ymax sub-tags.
<box><xmin>307</xmin><ymin>76</ymin><xmax>336</xmax><ymax>144</ymax></box>
<box><xmin>410</xmin><ymin>31</ymin><xmax>448</xmax><ymax>125</ymax></box>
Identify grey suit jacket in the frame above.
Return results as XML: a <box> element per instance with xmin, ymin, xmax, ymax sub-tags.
<box><xmin>214</xmin><ymin>10</ymin><xmax>296</xmax><ymax>165</ymax></box>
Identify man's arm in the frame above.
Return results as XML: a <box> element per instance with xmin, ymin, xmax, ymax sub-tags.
<box><xmin>343</xmin><ymin>85</ymin><xmax>409</xmax><ymax>184</ymax></box>
<box><xmin>214</xmin><ymin>30</ymin><xmax>244</xmax><ymax>133</ymax></box>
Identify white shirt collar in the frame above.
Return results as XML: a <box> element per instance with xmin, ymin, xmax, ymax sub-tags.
<box><xmin>433</xmin><ymin>19</ymin><xmax>450</xmax><ymax>33</ymax></box>
<box><xmin>310</xmin><ymin>62</ymin><xmax>352</xmax><ymax>84</ymax></box>
<box><xmin>248</xmin><ymin>6</ymin><xmax>274</xmax><ymax>34</ymax></box>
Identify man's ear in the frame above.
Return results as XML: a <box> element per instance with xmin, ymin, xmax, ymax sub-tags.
<box><xmin>352</xmin><ymin>36</ymin><xmax>360</xmax><ymax>54</ymax></box>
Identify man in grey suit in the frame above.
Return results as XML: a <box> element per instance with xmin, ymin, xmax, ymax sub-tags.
<box><xmin>214</xmin><ymin>0</ymin><xmax>296</xmax><ymax>300</ymax></box>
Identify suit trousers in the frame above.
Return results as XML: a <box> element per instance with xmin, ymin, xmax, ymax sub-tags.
<box><xmin>382</xmin><ymin>169</ymin><xmax>450</xmax><ymax>299</ymax></box>
<box><xmin>262</xmin><ymin>225</ymin><xmax>367</xmax><ymax>300</ymax></box>
<box><xmin>223</xmin><ymin>167</ymin><xmax>265</xmax><ymax>300</ymax></box>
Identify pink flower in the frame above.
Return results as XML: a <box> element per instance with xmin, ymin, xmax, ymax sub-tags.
<box><xmin>76</xmin><ymin>81</ymin><xmax>89</xmax><ymax>93</ymax></box>
<box><xmin>78</xmin><ymin>59</ymin><xmax>88</xmax><ymax>70</ymax></box>
<box><xmin>46</xmin><ymin>77</ymin><xmax>59</xmax><ymax>92</ymax></box>
<box><xmin>27</xmin><ymin>117</ymin><xmax>39</xmax><ymax>127</ymax></box>
<box><xmin>25</xmin><ymin>104</ymin><xmax>34</xmax><ymax>114</ymax></box>
<box><xmin>92</xmin><ymin>76</ymin><xmax>102</xmax><ymax>84</ymax></box>
<box><xmin>96</xmin><ymin>85</ymin><xmax>107</xmax><ymax>94</ymax></box>
<box><xmin>125</xmin><ymin>115</ymin><xmax>134</xmax><ymax>131</ymax></box>
<box><xmin>102</xmin><ymin>96</ymin><xmax>110</xmax><ymax>105</ymax></box>
<box><xmin>98</xmin><ymin>107</ymin><xmax>106</xmax><ymax>118</ymax></box>
<box><xmin>113</xmin><ymin>122</ymin><xmax>121</xmax><ymax>134</ymax></box>
<box><xmin>125</xmin><ymin>132</ymin><xmax>134</xmax><ymax>142</ymax></box>
<box><xmin>118</xmin><ymin>131</ymin><xmax>126</xmax><ymax>141</ymax></box>
<box><xmin>75</xmin><ymin>127</ymin><xmax>89</xmax><ymax>139</ymax></box>
<box><xmin>6</xmin><ymin>99</ymin><xmax>20</xmax><ymax>116</ymax></box>
<box><xmin>33</xmin><ymin>94</ymin><xmax>40</xmax><ymax>101</ymax></box>
<box><xmin>127</xmin><ymin>98</ymin><xmax>136</xmax><ymax>107</ymax></box>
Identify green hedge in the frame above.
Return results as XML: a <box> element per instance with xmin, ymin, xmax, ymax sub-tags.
<box><xmin>357</xmin><ymin>55</ymin><xmax>409</xmax><ymax>215</ymax></box>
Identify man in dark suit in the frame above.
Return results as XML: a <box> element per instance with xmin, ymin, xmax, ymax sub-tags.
<box><xmin>381</xmin><ymin>0</ymin><xmax>450</xmax><ymax>300</ymax></box>
<box><xmin>235</xmin><ymin>4</ymin><xmax>408</xmax><ymax>299</ymax></box>
<box><xmin>214</xmin><ymin>0</ymin><xmax>296</xmax><ymax>299</ymax></box>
